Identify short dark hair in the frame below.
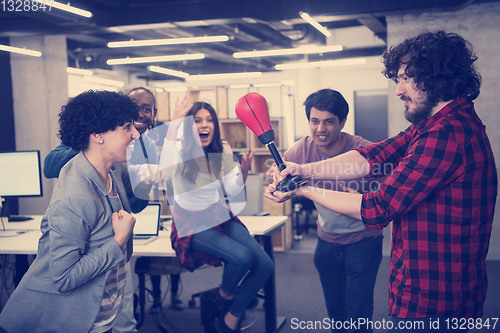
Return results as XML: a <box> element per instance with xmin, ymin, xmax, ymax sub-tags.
<box><xmin>58</xmin><ymin>90</ymin><xmax>139</xmax><ymax>151</ymax></box>
<box><xmin>128</xmin><ymin>87</ymin><xmax>156</xmax><ymax>108</ymax></box>
<box><xmin>382</xmin><ymin>30</ymin><xmax>481</xmax><ymax>103</ymax></box>
<box><xmin>304</xmin><ymin>89</ymin><xmax>349</xmax><ymax>122</ymax></box>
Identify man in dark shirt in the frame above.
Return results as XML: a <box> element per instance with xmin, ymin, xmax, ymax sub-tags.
<box><xmin>266</xmin><ymin>89</ymin><xmax>383</xmax><ymax>332</ymax></box>
<box><xmin>267</xmin><ymin>31</ymin><xmax>497</xmax><ymax>332</ymax></box>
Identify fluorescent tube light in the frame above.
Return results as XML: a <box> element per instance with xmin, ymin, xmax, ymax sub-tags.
<box><xmin>66</xmin><ymin>67</ymin><xmax>93</xmax><ymax>76</ymax></box>
<box><xmin>83</xmin><ymin>76</ymin><xmax>124</xmax><ymax>87</ymax></box>
<box><xmin>300</xmin><ymin>12</ymin><xmax>331</xmax><ymax>37</ymax></box>
<box><xmin>108</xmin><ymin>35</ymin><xmax>229</xmax><ymax>48</ymax></box>
<box><xmin>33</xmin><ymin>0</ymin><xmax>92</xmax><ymax>18</ymax></box>
<box><xmin>108</xmin><ymin>23</ymin><xmax>177</xmax><ymax>33</ymax></box>
<box><xmin>275</xmin><ymin>58</ymin><xmax>367</xmax><ymax>70</ymax></box>
<box><xmin>148</xmin><ymin>66</ymin><xmax>189</xmax><ymax>79</ymax></box>
<box><xmin>186</xmin><ymin>72</ymin><xmax>262</xmax><ymax>81</ymax></box>
<box><xmin>233</xmin><ymin>45</ymin><xmax>342</xmax><ymax>58</ymax></box>
<box><xmin>0</xmin><ymin>44</ymin><xmax>41</xmax><ymax>57</ymax></box>
<box><xmin>107</xmin><ymin>53</ymin><xmax>205</xmax><ymax>65</ymax></box>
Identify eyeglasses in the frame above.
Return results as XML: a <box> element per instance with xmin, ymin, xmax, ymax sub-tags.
<box><xmin>138</xmin><ymin>105</ymin><xmax>153</xmax><ymax>114</ymax></box>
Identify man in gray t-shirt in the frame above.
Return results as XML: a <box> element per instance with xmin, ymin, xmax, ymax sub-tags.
<box><xmin>267</xmin><ymin>89</ymin><xmax>383</xmax><ymax>331</ymax></box>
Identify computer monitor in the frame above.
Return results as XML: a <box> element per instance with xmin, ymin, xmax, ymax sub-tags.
<box><xmin>0</xmin><ymin>150</ymin><xmax>43</xmax><ymax>224</ymax></box>
<box><xmin>0</xmin><ymin>150</ymin><xmax>43</xmax><ymax>198</ymax></box>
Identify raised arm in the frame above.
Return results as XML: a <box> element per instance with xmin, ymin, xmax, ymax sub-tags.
<box><xmin>274</xmin><ymin>150</ymin><xmax>370</xmax><ymax>183</ymax></box>
<box><xmin>265</xmin><ymin>184</ymin><xmax>363</xmax><ymax>220</ymax></box>
<box><xmin>49</xmin><ymin>196</ymin><xmax>127</xmax><ymax>292</ymax></box>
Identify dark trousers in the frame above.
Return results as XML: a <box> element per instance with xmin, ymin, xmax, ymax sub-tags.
<box><xmin>314</xmin><ymin>235</ymin><xmax>383</xmax><ymax>333</ymax></box>
<box><xmin>151</xmin><ymin>273</ymin><xmax>180</xmax><ymax>302</ymax></box>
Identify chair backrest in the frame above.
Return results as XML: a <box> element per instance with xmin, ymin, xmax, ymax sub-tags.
<box><xmin>238</xmin><ymin>173</ymin><xmax>264</xmax><ymax>216</ymax></box>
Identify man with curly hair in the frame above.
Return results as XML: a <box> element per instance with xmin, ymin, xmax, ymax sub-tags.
<box><xmin>267</xmin><ymin>31</ymin><xmax>497</xmax><ymax>332</ymax></box>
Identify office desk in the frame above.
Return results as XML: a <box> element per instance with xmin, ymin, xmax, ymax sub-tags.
<box><xmin>0</xmin><ymin>215</ymin><xmax>287</xmax><ymax>333</ymax></box>
<box><xmin>0</xmin><ymin>216</ymin><xmax>42</xmax><ymax>254</ymax></box>
<box><xmin>134</xmin><ymin>215</ymin><xmax>287</xmax><ymax>333</ymax></box>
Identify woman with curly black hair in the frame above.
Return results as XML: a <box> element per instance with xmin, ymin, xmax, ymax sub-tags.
<box><xmin>0</xmin><ymin>90</ymin><xmax>141</xmax><ymax>333</ymax></box>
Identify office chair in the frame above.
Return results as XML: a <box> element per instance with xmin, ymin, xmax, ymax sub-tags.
<box><xmin>292</xmin><ymin>196</ymin><xmax>316</xmax><ymax>239</ymax></box>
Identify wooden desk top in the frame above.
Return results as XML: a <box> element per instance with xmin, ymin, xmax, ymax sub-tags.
<box><xmin>0</xmin><ymin>215</ymin><xmax>288</xmax><ymax>257</ymax></box>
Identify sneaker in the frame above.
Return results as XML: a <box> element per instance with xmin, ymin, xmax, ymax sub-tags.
<box><xmin>170</xmin><ymin>298</ymin><xmax>186</xmax><ymax>311</ymax></box>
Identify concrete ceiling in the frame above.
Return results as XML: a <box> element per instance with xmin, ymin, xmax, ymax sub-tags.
<box><xmin>0</xmin><ymin>0</ymin><xmax>495</xmax><ymax>81</ymax></box>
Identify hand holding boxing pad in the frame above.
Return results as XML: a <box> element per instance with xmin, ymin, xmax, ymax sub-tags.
<box><xmin>235</xmin><ymin>92</ymin><xmax>307</xmax><ymax>192</ymax></box>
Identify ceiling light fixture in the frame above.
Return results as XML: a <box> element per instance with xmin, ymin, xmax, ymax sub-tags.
<box><xmin>83</xmin><ymin>76</ymin><xmax>124</xmax><ymax>87</ymax></box>
<box><xmin>0</xmin><ymin>44</ymin><xmax>41</xmax><ymax>57</ymax></box>
<box><xmin>275</xmin><ymin>57</ymin><xmax>367</xmax><ymax>70</ymax></box>
<box><xmin>186</xmin><ymin>72</ymin><xmax>262</xmax><ymax>81</ymax></box>
<box><xmin>66</xmin><ymin>67</ymin><xmax>93</xmax><ymax>76</ymax></box>
<box><xmin>148</xmin><ymin>66</ymin><xmax>189</xmax><ymax>79</ymax></box>
<box><xmin>108</xmin><ymin>23</ymin><xmax>177</xmax><ymax>33</ymax></box>
<box><xmin>233</xmin><ymin>45</ymin><xmax>342</xmax><ymax>58</ymax></box>
<box><xmin>33</xmin><ymin>0</ymin><xmax>92</xmax><ymax>18</ymax></box>
<box><xmin>106</xmin><ymin>53</ymin><xmax>205</xmax><ymax>65</ymax></box>
<box><xmin>108</xmin><ymin>35</ymin><xmax>229</xmax><ymax>48</ymax></box>
<box><xmin>299</xmin><ymin>11</ymin><xmax>331</xmax><ymax>37</ymax></box>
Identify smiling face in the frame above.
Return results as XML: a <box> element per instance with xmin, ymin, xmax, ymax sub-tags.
<box><xmin>396</xmin><ymin>65</ymin><xmax>436</xmax><ymax>124</ymax></box>
<box><xmin>129</xmin><ymin>89</ymin><xmax>156</xmax><ymax>134</ymax></box>
<box><xmin>194</xmin><ymin>108</ymin><xmax>215</xmax><ymax>148</ymax></box>
<box><xmin>102</xmin><ymin>121</ymin><xmax>140</xmax><ymax>162</ymax></box>
<box><xmin>309</xmin><ymin>107</ymin><xmax>346</xmax><ymax>152</ymax></box>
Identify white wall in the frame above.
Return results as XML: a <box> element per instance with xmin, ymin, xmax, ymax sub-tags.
<box><xmin>10</xmin><ymin>35</ymin><xmax>68</xmax><ymax>215</ymax></box>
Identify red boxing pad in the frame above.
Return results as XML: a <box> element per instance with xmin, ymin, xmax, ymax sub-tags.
<box><xmin>235</xmin><ymin>92</ymin><xmax>272</xmax><ymax>137</ymax></box>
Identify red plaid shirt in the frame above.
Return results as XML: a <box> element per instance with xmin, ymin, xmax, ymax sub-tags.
<box><xmin>355</xmin><ymin>98</ymin><xmax>497</xmax><ymax>318</ymax></box>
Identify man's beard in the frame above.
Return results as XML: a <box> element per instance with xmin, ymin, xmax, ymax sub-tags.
<box><xmin>402</xmin><ymin>95</ymin><xmax>436</xmax><ymax>124</ymax></box>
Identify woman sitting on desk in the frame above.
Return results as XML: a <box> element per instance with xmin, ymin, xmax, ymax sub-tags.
<box><xmin>0</xmin><ymin>90</ymin><xmax>140</xmax><ymax>333</ymax></box>
<box><xmin>161</xmin><ymin>97</ymin><xmax>273</xmax><ymax>333</ymax></box>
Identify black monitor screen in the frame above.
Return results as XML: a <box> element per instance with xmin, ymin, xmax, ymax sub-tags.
<box><xmin>0</xmin><ymin>151</ymin><xmax>43</xmax><ymax>197</ymax></box>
